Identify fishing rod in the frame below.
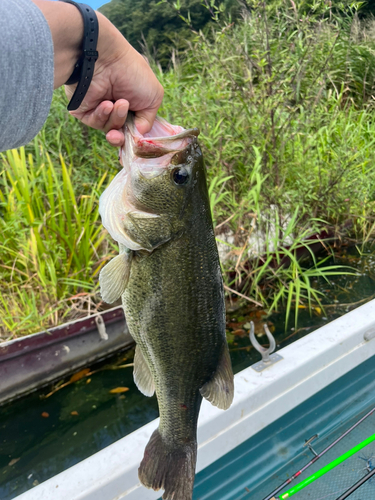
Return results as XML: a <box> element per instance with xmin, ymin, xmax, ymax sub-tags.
<box><xmin>335</xmin><ymin>466</ymin><xmax>375</xmax><ymax>499</ymax></box>
<box><xmin>271</xmin><ymin>431</ymin><xmax>375</xmax><ymax>499</ymax></box>
<box><xmin>263</xmin><ymin>405</ymin><xmax>375</xmax><ymax>500</ymax></box>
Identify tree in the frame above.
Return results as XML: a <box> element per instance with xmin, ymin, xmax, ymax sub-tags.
<box><xmin>99</xmin><ymin>0</ymin><xmax>240</xmax><ymax>65</ymax></box>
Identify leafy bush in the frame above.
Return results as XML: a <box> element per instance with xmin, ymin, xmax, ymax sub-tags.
<box><xmin>154</xmin><ymin>4</ymin><xmax>375</xmax><ymax>224</ymax></box>
<box><xmin>2</xmin><ymin>4</ymin><xmax>375</xmax><ymax>336</ymax></box>
<box><xmin>153</xmin><ymin>3</ymin><xmax>375</xmax><ymax>320</ymax></box>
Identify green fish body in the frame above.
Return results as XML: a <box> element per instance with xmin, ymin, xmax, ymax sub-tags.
<box><xmin>99</xmin><ymin>116</ymin><xmax>234</xmax><ymax>500</ymax></box>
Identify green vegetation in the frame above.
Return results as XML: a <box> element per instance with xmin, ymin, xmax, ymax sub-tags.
<box><xmin>2</xmin><ymin>1</ymin><xmax>375</xmax><ymax>337</ymax></box>
<box><xmin>99</xmin><ymin>0</ymin><xmax>240</xmax><ymax>66</ymax></box>
<box><xmin>154</xmin><ymin>2</ymin><xmax>375</xmax><ymax>323</ymax></box>
<box><xmin>0</xmin><ymin>92</ymin><xmax>119</xmax><ymax>338</ymax></box>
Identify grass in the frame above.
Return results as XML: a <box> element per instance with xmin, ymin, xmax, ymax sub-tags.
<box><xmin>153</xmin><ymin>2</ymin><xmax>375</xmax><ymax>324</ymax></box>
<box><xmin>0</xmin><ymin>124</ymin><xmax>119</xmax><ymax>338</ymax></box>
<box><xmin>2</xmin><ymin>3</ymin><xmax>375</xmax><ymax>337</ymax></box>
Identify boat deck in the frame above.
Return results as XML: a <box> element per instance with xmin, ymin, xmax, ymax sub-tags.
<box><xmin>192</xmin><ymin>354</ymin><xmax>375</xmax><ymax>500</ymax></box>
<box><xmin>12</xmin><ymin>299</ymin><xmax>375</xmax><ymax>500</ymax></box>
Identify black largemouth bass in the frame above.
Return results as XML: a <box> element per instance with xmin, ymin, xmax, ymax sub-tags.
<box><xmin>99</xmin><ymin>116</ymin><xmax>234</xmax><ymax>500</ymax></box>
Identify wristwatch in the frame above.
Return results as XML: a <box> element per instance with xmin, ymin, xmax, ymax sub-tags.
<box><xmin>60</xmin><ymin>0</ymin><xmax>99</xmax><ymax>111</ymax></box>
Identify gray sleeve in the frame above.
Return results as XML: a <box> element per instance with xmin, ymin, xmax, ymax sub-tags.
<box><xmin>0</xmin><ymin>0</ymin><xmax>54</xmax><ymax>152</ymax></box>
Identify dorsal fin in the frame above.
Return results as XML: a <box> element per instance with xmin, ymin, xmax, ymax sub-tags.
<box><xmin>200</xmin><ymin>345</ymin><xmax>234</xmax><ymax>410</ymax></box>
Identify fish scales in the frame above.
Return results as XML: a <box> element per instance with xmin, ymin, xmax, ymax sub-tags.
<box><xmin>124</xmin><ymin>229</ymin><xmax>224</xmax><ymax>434</ymax></box>
<box><xmin>99</xmin><ymin>115</ymin><xmax>234</xmax><ymax>500</ymax></box>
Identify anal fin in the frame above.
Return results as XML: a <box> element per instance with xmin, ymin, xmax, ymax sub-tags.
<box><xmin>200</xmin><ymin>344</ymin><xmax>234</xmax><ymax>410</ymax></box>
<box><xmin>134</xmin><ymin>345</ymin><xmax>155</xmax><ymax>397</ymax></box>
<box><xmin>99</xmin><ymin>250</ymin><xmax>132</xmax><ymax>304</ymax></box>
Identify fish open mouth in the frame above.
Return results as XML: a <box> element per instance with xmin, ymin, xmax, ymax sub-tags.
<box><xmin>121</xmin><ymin>115</ymin><xmax>200</xmax><ymax>179</ymax></box>
<box><xmin>128</xmin><ymin>115</ymin><xmax>199</xmax><ymax>158</ymax></box>
<box><xmin>99</xmin><ymin>116</ymin><xmax>200</xmax><ymax>250</ymax></box>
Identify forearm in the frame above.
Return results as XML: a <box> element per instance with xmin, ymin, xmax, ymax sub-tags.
<box><xmin>31</xmin><ymin>0</ymin><xmax>83</xmax><ymax>88</ymax></box>
<box><xmin>0</xmin><ymin>0</ymin><xmax>54</xmax><ymax>152</ymax></box>
<box><xmin>0</xmin><ymin>0</ymin><xmax>163</xmax><ymax>153</ymax></box>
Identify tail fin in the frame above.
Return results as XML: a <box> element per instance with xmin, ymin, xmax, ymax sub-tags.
<box><xmin>139</xmin><ymin>428</ymin><xmax>197</xmax><ymax>500</ymax></box>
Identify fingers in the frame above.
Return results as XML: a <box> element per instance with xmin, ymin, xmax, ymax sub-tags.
<box><xmin>63</xmin><ymin>13</ymin><xmax>165</xmax><ymax>149</ymax></box>
<box><xmin>103</xmin><ymin>99</ymin><xmax>129</xmax><ymax>134</ymax></box>
<box><xmin>70</xmin><ymin>100</ymin><xmax>113</xmax><ymax>128</ymax></box>
<box><xmin>71</xmin><ymin>98</ymin><xmax>129</xmax><ymax>132</ymax></box>
<box><xmin>103</xmin><ymin>99</ymin><xmax>129</xmax><ymax>147</ymax></box>
<box><xmin>134</xmin><ymin>111</ymin><xmax>156</xmax><ymax>135</ymax></box>
<box><xmin>105</xmin><ymin>100</ymin><xmax>162</xmax><ymax>148</ymax></box>
<box><xmin>134</xmin><ymin>88</ymin><xmax>164</xmax><ymax>135</ymax></box>
<box><xmin>70</xmin><ymin>98</ymin><xmax>129</xmax><ymax>149</ymax></box>
<box><xmin>106</xmin><ymin>129</ymin><xmax>125</xmax><ymax>148</ymax></box>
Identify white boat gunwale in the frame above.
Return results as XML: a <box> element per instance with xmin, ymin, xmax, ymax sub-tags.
<box><xmin>14</xmin><ymin>299</ymin><xmax>375</xmax><ymax>500</ymax></box>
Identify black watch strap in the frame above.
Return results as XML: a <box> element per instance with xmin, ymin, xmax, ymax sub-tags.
<box><xmin>60</xmin><ymin>1</ymin><xmax>99</xmax><ymax>111</ymax></box>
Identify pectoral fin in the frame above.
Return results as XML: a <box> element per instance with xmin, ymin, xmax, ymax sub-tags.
<box><xmin>123</xmin><ymin>211</ymin><xmax>172</xmax><ymax>252</ymax></box>
<box><xmin>99</xmin><ymin>251</ymin><xmax>132</xmax><ymax>304</ymax></box>
<box><xmin>134</xmin><ymin>345</ymin><xmax>155</xmax><ymax>397</ymax></box>
<box><xmin>200</xmin><ymin>344</ymin><xmax>234</xmax><ymax>410</ymax></box>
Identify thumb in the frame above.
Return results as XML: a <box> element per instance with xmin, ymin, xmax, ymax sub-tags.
<box><xmin>134</xmin><ymin>107</ymin><xmax>159</xmax><ymax>135</ymax></box>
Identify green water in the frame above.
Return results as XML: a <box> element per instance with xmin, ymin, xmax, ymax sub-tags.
<box><xmin>1</xmin><ymin>245</ymin><xmax>374</xmax><ymax>499</ymax></box>
<box><xmin>0</xmin><ymin>351</ymin><xmax>158</xmax><ymax>499</ymax></box>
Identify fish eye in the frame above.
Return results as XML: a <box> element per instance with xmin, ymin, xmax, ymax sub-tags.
<box><xmin>172</xmin><ymin>167</ymin><xmax>189</xmax><ymax>186</ymax></box>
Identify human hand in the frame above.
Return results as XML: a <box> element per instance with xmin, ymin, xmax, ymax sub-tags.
<box><xmin>32</xmin><ymin>1</ymin><xmax>163</xmax><ymax>146</ymax></box>
<box><xmin>65</xmin><ymin>12</ymin><xmax>164</xmax><ymax>147</ymax></box>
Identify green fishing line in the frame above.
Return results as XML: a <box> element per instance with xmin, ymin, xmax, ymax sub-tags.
<box><xmin>278</xmin><ymin>432</ymin><xmax>375</xmax><ymax>499</ymax></box>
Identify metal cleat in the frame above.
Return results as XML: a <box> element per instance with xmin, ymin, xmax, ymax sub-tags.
<box><xmin>249</xmin><ymin>321</ymin><xmax>283</xmax><ymax>372</ymax></box>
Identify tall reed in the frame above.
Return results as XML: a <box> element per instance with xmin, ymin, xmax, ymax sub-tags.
<box><xmin>3</xmin><ymin>5</ymin><xmax>375</xmax><ymax>335</ymax></box>
<box><xmin>0</xmin><ymin>136</ymin><xmax>116</xmax><ymax>338</ymax></box>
